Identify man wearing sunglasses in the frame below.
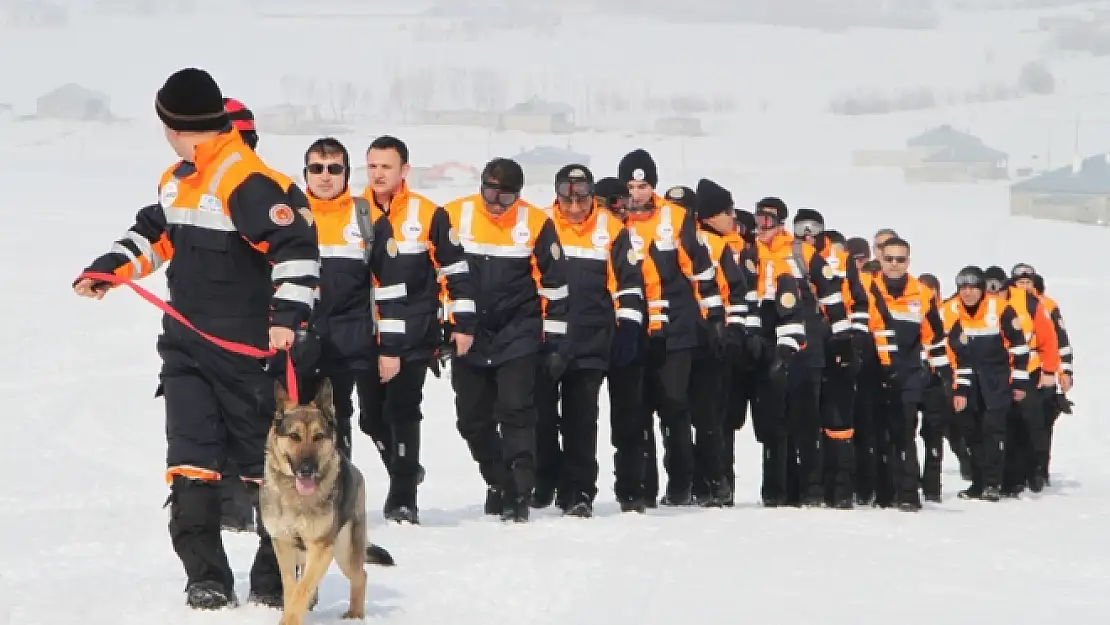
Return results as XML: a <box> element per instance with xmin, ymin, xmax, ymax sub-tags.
<box><xmin>690</xmin><ymin>178</ymin><xmax>755</xmax><ymax>507</ymax></box>
<box><xmin>941</xmin><ymin>266</ymin><xmax>1032</xmax><ymax>502</ymax></box>
<box><xmin>618</xmin><ymin>149</ymin><xmax>726</xmax><ymax>507</ymax></box>
<box><xmin>1024</xmin><ymin>271</ymin><xmax>1073</xmax><ymax>485</ymax></box>
<box><xmin>744</xmin><ymin>198</ymin><xmax>852</xmax><ymax>507</ymax></box>
<box><xmin>531</xmin><ymin>165</ymin><xmax>644</xmax><ymax>516</ymax></box>
<box><xmin>443</xmin><ymin>157</ymin><xmax>569</xmax><ymax>522</ymax></box>
<box><xmin>993</xmin><ymin>263</ymin><xmax>1060</xmax><ymax>497</ymax></box>
<box><xmin>791</xmin><ymin>209</ymin><xmax>871</xmax><ymax>508</ymax></box>
<box><xmin>863</xmin><ymin>237</ymin><xmax>951</xmax><ymax>511</ymax></box>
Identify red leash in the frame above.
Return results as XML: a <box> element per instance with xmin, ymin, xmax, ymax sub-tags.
<box><xmin>80</xmin><ymin>271</ymin><xmax>299</xmax><ymax>404</ymax></box>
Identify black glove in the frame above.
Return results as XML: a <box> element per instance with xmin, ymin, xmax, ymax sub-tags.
<box><xmin>828</xmin><ymin>335</ymin><xmax>855</xmax><ymax>370</ymax></box>
<box><xmin>768</xmin><ymin>344</ymin><xmax>793</xmax><ymax>388</ymax></box>
<box><xmin>707</xmin><ymin>318</ymin><xmax>727</xmax><ymax>360</ymax></box>
<box><xmin>1056</xmin><ymin>393</ymin><xmax>1074</xmax><ymax>415</ymax></box>
<box><xmin>610</xmin><ymin>321</ymin><xmax>640</xmax><ymax>368</ymax></box>
<box><xmin>546</xmin><ymin>351</ymin><xmax>569</xmax><ymax>381</ymax></box>
<box><xmin>745</xmin><ymin>333</ymin><xmax>764</xmax><ymax>362</ymax></box>
<box><xmin>935</xmin><ymin>366</ymin><xmax>954</xmax><ymax>401</ymax></box>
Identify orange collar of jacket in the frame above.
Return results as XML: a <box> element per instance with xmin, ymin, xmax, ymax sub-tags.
<box><xmin>192</xmin><ymin>131</ymin><xmax>244</xmax><ymax>171</ymax></box>
<box><xmin>309</xmin><ymin>190</ymin><xmax>353</xmax><ymax>213</ymax></box>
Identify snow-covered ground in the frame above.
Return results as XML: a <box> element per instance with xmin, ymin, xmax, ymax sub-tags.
<box><xmin>3</xmin><ymin>7</ymin><xmax>1110</xmax><ymax>625</ymax></box>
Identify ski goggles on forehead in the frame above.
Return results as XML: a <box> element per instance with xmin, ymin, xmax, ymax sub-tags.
<box><xmin>556</xmin><ymin>179</ymin><xmax>593</xmax><ymax>200</ymax></box>
<box><xmin>792</xmin><ymin>219</ymin><xmax>823</xmax><ymax>237</ymax></box>
<box><xmin>481</xmin><ymin>181</ymin><xmax>519</xmax><ymax>208</ymax></box>
<box><xmin>1011</xmin><ymin>264</ymin><xmax>1035</xmax><ymax>279</ymax></box>
<box><xmin>954</xmin><ymin>273</ymin><xmax>984</xmax><ymax>288</ymax></box>
<box><xmin>755</xmin><ymin>212</ymin><xmax>780</xmax><ymax>229</ymax></box>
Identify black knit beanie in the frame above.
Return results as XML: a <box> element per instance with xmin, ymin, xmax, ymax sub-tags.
<box><xmin>595</xmin><ymin>176</ymin><xmax>629</xmax><ymax>202</ymax></box>
<box><xmin>664</xmin><ymin>185</ymin><xmax>697</xmax><ymax>212</ymax></box>
<box><xmin>695</xmin><ymin>178</ymin><xmax>733</xmax><ymax>220</ymax></box>
<box><xmin>156</xmin><ymin>68</ymin><xmax>229</xmax><ymax>132</ymax></box>
<box><xmin>618</xmin><ymin>149</ymin><xmax>658</xmax><ymax>187</ymax></box>
<box><xmin>845</xmin><ymin>237</ymin><xmax>870</xmax><ymax>260</ymax></box>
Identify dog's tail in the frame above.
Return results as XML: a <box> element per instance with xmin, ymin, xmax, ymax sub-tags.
<box><xmin>365</xmin><ymin>543</ymin><xmax>395</xmax><ymax>566</ymax></box>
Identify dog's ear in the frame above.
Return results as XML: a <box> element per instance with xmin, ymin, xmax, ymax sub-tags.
<box><xmin>313</xmin><ymin>377</ymin><xmax>335</xmax><ymax>413</ymax></box>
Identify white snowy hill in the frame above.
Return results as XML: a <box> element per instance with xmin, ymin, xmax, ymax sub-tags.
<box><xmin>2</xmin><ymin>5</ymin><xmax>1109</xmax><ymax>625</ymax></box>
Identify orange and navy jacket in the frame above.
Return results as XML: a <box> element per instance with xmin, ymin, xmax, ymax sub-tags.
<box><xmin>543</xmin><ymin>199</ymin><xmax>644</xmax><ymax>369</ymax></box>
<box><xmin>625</xmin><ymin>195</ymin><xmax>724</xmax><ymax>350</ymax></box>
<box><xmin>941</xmin><ymin>293</ymin><xmax>1031</xmax><ymax>404</ymax></box>
<box><xmin>697</xmin><ymin>225</ymin><xmax>751</xmax><ymax>338</ymax></box>
<box><xmin>1038</xmin><ymin>294</ymin><xmax>1073</xmax><ymax>376</ymax></box>
<box><xmin>820</xmin><ymin>244</ymin><xmax>871</xmax><ymax>332</ymax></box>
<box><xmin>1001</xmin><ymin>285</ymin><xmax>1060</xmax><ymax>377</ymax></box>
<box><xmin>83</xmin><ymin>130</ymin><xmax>320</xmax><ymax>339</ymax></box>
<box><xmin>442</xmin><ymin>194</ymin><xmax>568</xmax><ymax>367</ymax></box>
<box><xmin>746</xmin><ymin>231</ymin><xmax>849</xmax><ymax>355</ymax></box>
<box><xmin>866</xmin><ymin>273</ymin><xmax>949</xmax><ymax>379</ymax></box>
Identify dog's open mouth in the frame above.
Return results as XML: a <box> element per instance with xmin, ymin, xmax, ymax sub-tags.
<box><xmin>295</xmin><ymin>476</ymin><xmax>318</xmax><ymax>496</ymax></box>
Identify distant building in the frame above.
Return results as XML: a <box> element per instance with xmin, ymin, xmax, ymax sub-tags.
<box><xmin>499</xmin><ymin>97</ymin><xmax>575</xmax><ymax>134</ymax></box>
<box><xmin>902</xmin><ymin>124</ymin><xmax>1008</xmax><ymax>183</ymax></box>
<box><xmin>1010</xmin><ymin>154</ymin><xmax>1110</xmax><ymax>226</ymax></box>
<box><xmin>653</xmin><ymin>116</ymin><xmax>703</xmax><ymax>137</ymax></box>
<box><xmin>5</xmin><ymin>1</ymin><xmax>68</xmax><ymax>27</ymax></box>
<box><xmin>35</xmin><ymin>84</ymin><xmax>111</xmax><ymax>121</ymax></box>
<box><xmin>509</xmin><ymin>146</ymin><xmax>591</xmax><ymax>188</ymax></box>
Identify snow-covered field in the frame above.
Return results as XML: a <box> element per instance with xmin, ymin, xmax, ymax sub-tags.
<box><xmin>2</xmin><ymin>7</ymin><xmax>1110</xmax><ymax>625</ymax></box>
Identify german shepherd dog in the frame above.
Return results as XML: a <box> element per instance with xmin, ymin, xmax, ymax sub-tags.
<box><xmin>260</xmin><ymin>379</ymin><xmax>394</xmax><ymax>624</ymax></box>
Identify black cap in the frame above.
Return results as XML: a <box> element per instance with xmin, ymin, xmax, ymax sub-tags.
<box><xmin>481</xmin><ymin>157</ymin><xmax>524</xmax><ymax>193</ymax></box>
<box><xmin>695</xmin><ymin>178</ymin><xmax>733</xmax><ymax>220</ymax></box>
<box><xmin>555</xmin><ymin>163</ymin><xmax>594</xmax><ymax>186</ymax></box>
<box><xmin>155</xmin><ymin>68</ymin><xmax>229</xmax><ymax>132</ymax></box>
<box><xmin>618</xmin><ymin>149</ymin><xmax>658</xmax><ymax>187</ymax></box>
<box><xmin>595</xmin><ymin>176</ymin><xmax>628</xmax><ymax>201</ymax></box>
<box><xmin>664</xmin><ymin>185</ymin><xmax>697</xmax><ymax>212</ymax></box>
<box><xmin>845</xmin><ymin>237</ymin><xmax>870</xmax><ymax>260</ymax></box>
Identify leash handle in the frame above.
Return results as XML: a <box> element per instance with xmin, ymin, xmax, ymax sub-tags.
<box><xmin>79</xmin><ymin>271</ymin><xmax>300</xmax><ymax>404</ymax></box>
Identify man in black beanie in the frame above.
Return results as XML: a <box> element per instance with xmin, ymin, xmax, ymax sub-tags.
<box><xmin>745</xmin><ymin>196</ymin><xmax>853</xmax><ymax>507</ymax></box>
<box><xmin>73</xmin><ymin>67</ymin><xmax>321</xmax><ymax>609</ymax></box>
<box><xmin>617</xmin><ymin>148</ymin><xmax>726</xmax><ymax>507</ymax></box>
<box><xmin>688</xmin><ymin>178</ymin><xmax>754</xmax><ymax>506</ymax></box>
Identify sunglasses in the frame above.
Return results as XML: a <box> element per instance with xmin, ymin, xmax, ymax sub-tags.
<box><xmin>882</xmin><ymin>255</ymin><xmax>908</xmax><ymax>263</ymax></box>
<box><xmin>481</xmin><ymin>182</ymin><xmax>519</xmax><ymax>208</ymax></box>
<box><xmin>792</xmin><ymin>219</ymin><xmax>823</xmax><ymax>237</ymax></box>
<box><xmin>556</xmin><ymin>180</ymin><xmax>592</xmax><ymax>200</ymax></box>
<box><xmin>306</xmin><ymin>163</ymin><xmax>345</xmax><ymax>175</ymax></box>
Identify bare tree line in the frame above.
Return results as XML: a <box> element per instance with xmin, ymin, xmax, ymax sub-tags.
<box><xmin>277</xmin><ymin>66</ymin><xmax>739</xmax><ymax>124</ymax></box>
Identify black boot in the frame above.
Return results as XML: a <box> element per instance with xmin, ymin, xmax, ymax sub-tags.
<box><xmin>618</xmin><ymin>496</ymin><xmax>647</xmax><ymax>513</ymax></box>
<box><xmin>760</xmin><ymin>438</ymin><xmax>788</xmax><ymax>507</ymax></box>
<box><xmin>186</xmin><ymin>580</ymin><xmax>236</xmax><ymax>610</ymax></box>
<box><xmin>383</xmin><ymin>474</ymin><xmax>420</xmax><ymax>525</ymax></box>
<box><xmin>483</xmin><ymin>486</ymin><xmax>503</xmax><ymax>516</ymax></box>
<box><xmin>564</xmin><ymin>491</ymin><xmax>594</xmax><ymax>518</ymax></box>
<box><xmin>166</xmin><ymin>476</ymin><xmax>236</xmax><ymax>605</ymax></box>
<box><xmin>530</xmin><ymin>482</ymin><xmax>557</xmax><ymax>509</ymax></box>
<box><xmin>501</xmin><ymin>494</ymin><xmax>530</xmax><ymax>522</ymax></box>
